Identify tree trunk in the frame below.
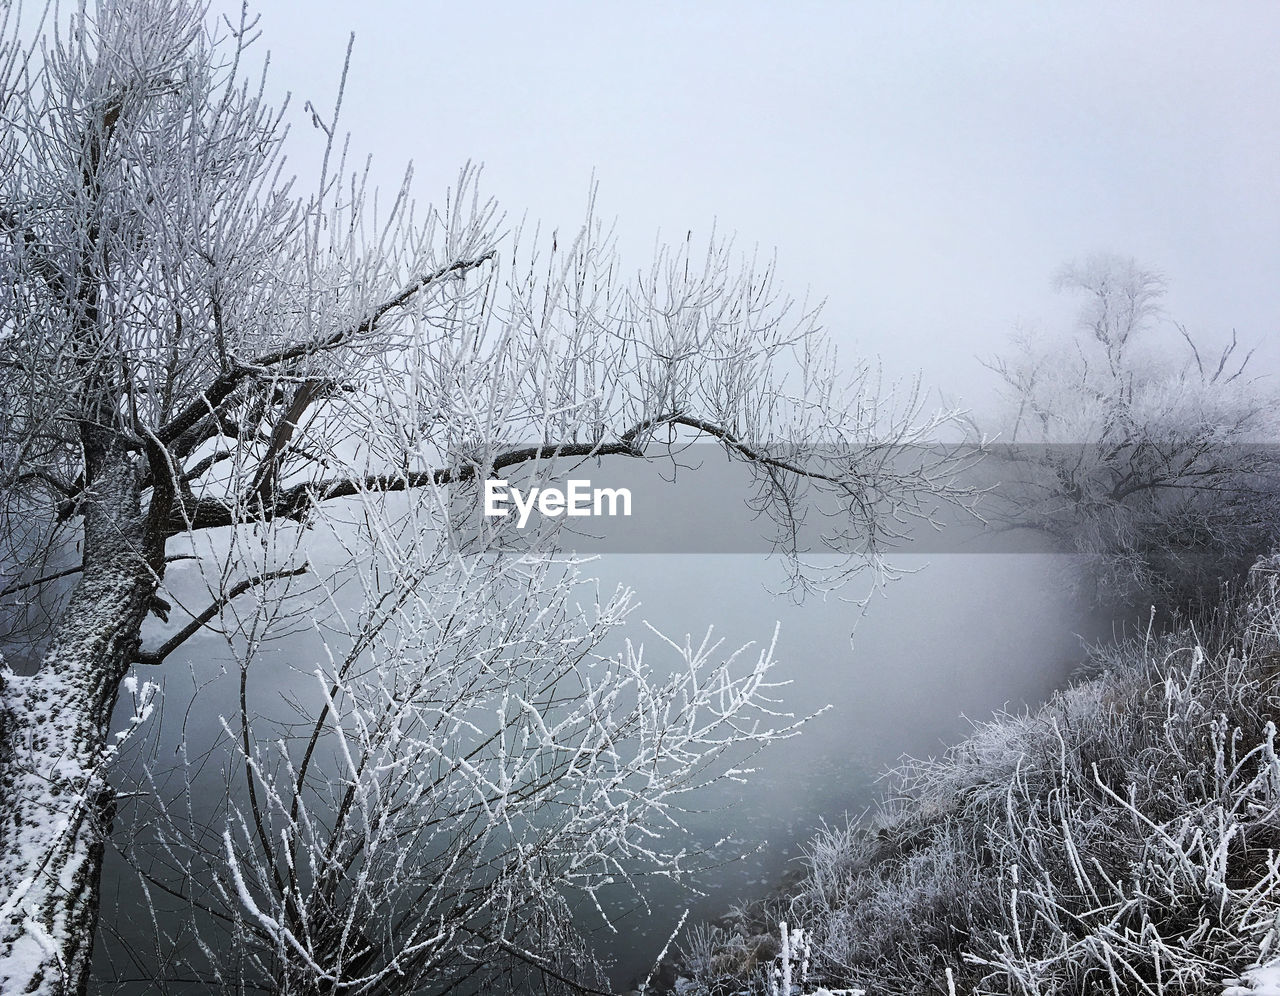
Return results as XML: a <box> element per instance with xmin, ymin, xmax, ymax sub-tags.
<box><xmin>0</xmin><ymin>438</ymin><xmax>154</xmax><ymax>995</ymax></box>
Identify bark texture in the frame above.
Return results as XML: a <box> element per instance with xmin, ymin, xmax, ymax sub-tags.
<box><xmin>1</xmin><ymin>442</ymin><xmax>153</xmax><ymax>995</ymax></box>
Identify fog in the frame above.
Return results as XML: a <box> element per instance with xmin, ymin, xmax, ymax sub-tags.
<box><xmin>208</xmin><ymin>0</ymin><xmax>1280</xmax><ymax>403</ymax></box>
<box><xmin>99</xmin><ymin>547</ymin><xmax>1109</xmax><ymax>989</ymax></box>
<box><xmin>55</xmin><ymin>1</ymin><xmax>1279</xmax><ymax>990</ymax></box>
<box><xmin>541</xmin><ymin>554</ymin><xmax>1107</xmax><ymax>985</ymax></box>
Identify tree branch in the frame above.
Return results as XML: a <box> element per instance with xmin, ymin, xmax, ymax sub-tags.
<box><xmin>171</xmin><ymin>439</ymin><xmax>645</xmax><ymax>533</ymax></box>
<box><xmin>1</xmin><ymin>563</ymin><xmax>84</xmax><ymax>599</ymax></box>
<box><xmin>2</xmin><ymin>554</ymin><xmax>198</xmax><ymax>600</ymax></box>
<box><xmin>458</xmin><ymin>926</ymin><xmax>615</xmax><ymax>996</ymax></box>
<box><xmin>134</xmin><ymin>565</ymin><xmax>309</xmax><ymax>665</ymax></box>
<box><xmin>156</xmin><ymin>253</ymin><xmax>496</xmax><ymax>452</ymax></box>
<box><xmin>169</xmin><ymin>410</ymin><xmax>936</xmax><ymax>536</ymax></box>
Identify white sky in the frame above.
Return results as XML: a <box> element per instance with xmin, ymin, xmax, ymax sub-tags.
<box><xmin>211</xmin><ymin>0</ymin><xmax>1280</xmax><ymax>411</ymax></box>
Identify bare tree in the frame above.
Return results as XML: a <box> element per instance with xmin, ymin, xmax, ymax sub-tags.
<box><xmin>103</xmin><ymin>559</ymin><xmax>812</xmax><ymax>995</ymax></box>
<box><xmin>0</xmin><ymin>2</ymin><xmax>975</xmax><ymax>993</ymax></box>
<box><xmin>982</xmin><ymin>253</ymin><xmax>1280</xmax><ymax>612</ymax></box>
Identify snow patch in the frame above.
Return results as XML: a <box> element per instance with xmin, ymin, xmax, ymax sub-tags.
<box><xmin>1226</xmin><ymin>962</ymin><xmax>1280</xmax><ymax>996</ymax></box>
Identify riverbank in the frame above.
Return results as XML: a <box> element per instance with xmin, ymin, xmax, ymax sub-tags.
<box><xmin>665</xmin><ymin>557</ymin><xmax>1280</xmax><ymax>995</ymax></box>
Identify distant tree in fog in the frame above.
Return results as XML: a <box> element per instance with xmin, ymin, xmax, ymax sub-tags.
<box><xmin>983</xmin><ymin>253</ymin><xmax>1280</xmax><ymax>612</ymax></box>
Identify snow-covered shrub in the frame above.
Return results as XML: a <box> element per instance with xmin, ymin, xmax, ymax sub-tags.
<box><xmin>675</xmin><ymin>923</ymin><xmax>744</xmax><ymax>995</ymax></box>
<box><xmin>673</xmin><ymin>911</ymin><xmax>783</xmax><ymax>995</ymax></box>
<box><xmin>675</xmin><ymin>920</ymin><xmax>865</xmax><ymax>996</ymax></box>
<box><xmin>110</xmin><ymin>558</ymin><xmax>809</xmax><ymax>996</ymax></box>
<box><xmin>776</xmin><ymin>557</ymin><xmax>1280</xmax><ymax>995</ymax></box>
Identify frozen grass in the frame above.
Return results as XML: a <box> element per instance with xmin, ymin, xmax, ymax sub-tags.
<box><xmin>674</xmin><ymin>556</ymin><xmax>1280</xmax><ymax>995</ymax></box>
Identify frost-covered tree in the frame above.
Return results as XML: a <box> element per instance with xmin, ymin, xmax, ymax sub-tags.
<box><xmin>0</xmin><ymin>2</ymin><xmax>974</xmax><ymax>993</ymax></box>
<box><xmin>983</xmin><ymin>254</ymin><xmax>1280</xmax><ymax>612</ymax></box>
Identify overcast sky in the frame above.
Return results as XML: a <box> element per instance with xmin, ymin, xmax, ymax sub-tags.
<box><xmin>209</xmin><ymin>0</ymin><xmax>1280</xmax><ymax>409</ymax></box>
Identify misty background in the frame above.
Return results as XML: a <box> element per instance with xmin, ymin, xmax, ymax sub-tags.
<box><xmin>89</xmin><ymin>1</ymin><xmax>1280</xmax><ymax>989</ymax></box>
<box><xmin>204</xmin><ymin>0</ymin><xmax>1280</xmax><ymax>403</ymax></box>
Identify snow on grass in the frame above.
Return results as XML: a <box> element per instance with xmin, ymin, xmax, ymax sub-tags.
<box><xmin>675</xmin><ymin>556</ymin><xmax>1280</xmax><ymax>995</ymax></box>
